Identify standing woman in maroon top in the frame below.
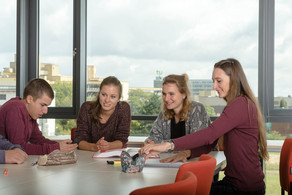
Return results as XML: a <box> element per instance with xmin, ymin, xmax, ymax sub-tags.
<box><xmin>142</xmin><ymin>59</ymin><xmax>268</xmax><ymax>195</ymax></box>
<box><xmin>75</xmin><ymin>76</ymin><xmax>131</xmax><ymax>152</ymax></box>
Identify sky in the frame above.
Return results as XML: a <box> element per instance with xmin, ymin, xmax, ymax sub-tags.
<box><xmin>0</xmin><ymin>0</ymin><xmax>291</xmax><ymax>97</ymax></box>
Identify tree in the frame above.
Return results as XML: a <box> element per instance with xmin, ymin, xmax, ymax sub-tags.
<box><xmin>280</xmin><ymin>98</ymin><xmax>288</xmax><ymax>109</ymax></box>
<box><xmin>128</xmin><ymin>89</ymin><xmax>151</xmax><ymax>115</ymax></box>
<box><xmin>55</xmin><ymin>119</ymin><xmax>76</xmax><ymax>136</ymax></box>
<box><xmin>138</xmin><ymin>93</ymin><xmax>161</xmax><ymax>115</ymax></box>
<box><xmin>266</xmin><ymin>130</ymin><xmax>286</xmax><ymax>140</ymax></box>
<box><xmin>130</xmin><ymin>120</ymin><xmax>154</xmax><ymax>136</ymax></box>
<box><xmin>51</xmin><ymin>81</ymin><xmax>74</xmax><ymax>135</ymax></box>
<box><xmin>128</xmin><ymin>89</ymin><xmax>162</xmax><ymax>136</ymax></box>
<box><xmin>51</xmin><ymin>81</ymin><xmax>73</xmax><ymax>107</ymax></box>
<box><xmin>205</xmin><ymin>105</ymin><xmax>216</xmax><ymax>116</ymax></box>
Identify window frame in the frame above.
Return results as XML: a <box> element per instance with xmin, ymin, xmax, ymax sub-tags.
<box><xmin>16</xmin><ymin>0</ymin><xmax>86</xmax><ymax>119</ymax></box>
<box><xmin>258</xmin><ymin>0</ymin><xmax>292</xmax><ymax>123</ymax></box>
<box><xmin>16</xmin><ymin>0</ymin><xmax>292</xmax><ymax>123</ymax></box>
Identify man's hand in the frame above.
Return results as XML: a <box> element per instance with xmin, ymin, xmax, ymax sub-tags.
<box><xmin>59</xmin><ymin>139</ymin><xmax>78</xmax><ymax>152</ymax></box>
<box><xmin>5</xmin><ymin>148</ymin><xmax>28</xmax><ymax>164</ymax></box>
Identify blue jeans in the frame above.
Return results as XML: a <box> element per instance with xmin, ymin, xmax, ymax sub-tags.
<box><xmin>210</xmin><ymin>178</ymin><xmax>265</xmax><ymax>195</ymax></box>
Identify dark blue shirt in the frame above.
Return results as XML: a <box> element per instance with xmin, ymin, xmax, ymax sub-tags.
<box><xmin>0</xmin><ymin>134</ymin><xmax>23</xmax><ymax>164</ymax></box>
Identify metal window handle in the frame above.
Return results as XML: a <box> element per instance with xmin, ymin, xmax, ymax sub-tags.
<box><xmin>73</xmin><ymin>48</ymin><xmax>77</xmax><ymax>57</ymax></box>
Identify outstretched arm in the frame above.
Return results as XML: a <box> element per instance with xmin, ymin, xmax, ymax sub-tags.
<box><xmin>141</xmin><ymin>142</ymin><xmax>172</xmax><ymax>159</ymax></box>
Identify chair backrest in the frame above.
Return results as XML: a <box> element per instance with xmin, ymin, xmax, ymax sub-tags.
<box><xmin>129</xmin><ymin>171</ymin><xmax>197</xmax><ymax>195</ymax></box>
<box><xmin>175</xmin><ymin>154</ymin><xmax>216</xmax><ymax>195</ymax></box>
<box><xmin>279</xmin><ymin>138</ymin><xmax>292</xmax><ymax>193</ymax></box>
<box><xmin>71</xmin><ymin>128</ymin><xmax>76</xmax><ymax>141</ymax></box>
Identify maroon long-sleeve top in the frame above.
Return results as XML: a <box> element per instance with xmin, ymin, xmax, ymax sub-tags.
<box><xmin>172</xmin><ymin>96</ymin><xmax>265</xmax><ymax>191</ymax></box>
<box><xmin>0</xmin><ymin>97</ymin><xmax>60</xmax><ymax>155</ymax></box>
<box><xmin>75</xmin><ymin>101</ymin><xmax>131</xmax><ymax>146</ymax></box>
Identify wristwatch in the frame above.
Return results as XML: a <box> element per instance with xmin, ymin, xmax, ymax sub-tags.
<box><xmin>169</xmin><ymin>140</ymin><xmax>175</xmax><ymax>151</ymax></box>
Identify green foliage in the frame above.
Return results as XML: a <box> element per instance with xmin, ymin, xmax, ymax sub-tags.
<box><xmin>138</xmin><ymin>93</ymin><xmax>161</xmax><ymax>115</ymax></box>
<box><xmin>265</xmin><ymin>152</ymin><xmax>281</xmax><ymax>195</ymax></box>
<box><xmin>280</xmin><ymin>98</ymin><xmax>288</xmax><ymax>108</ymax></box>
<box><xmin>128</xmin><ymin>90</ymin><xmax>162</xmax><ymax>136</ymax></box>
<box><xmin>128</xmin><ymin>89</ymin><xmax>151</xmax><ymax>114</ymax></box>
<box><xmin>55</xmin><ymin>119</ymin><xmax>76</xmax><ymax>136</ymax></box>
<box><xmin>51</xmin><ymin>81</ymin><xmax>74</xmax><ymax>135</ymax></box>
<box><xmin>205</xmin><ymin>104</ymin><xmax>216</xmax><ymax>116</ymax></box>
<box><xmin>266</xmin><ymin>130</ymin><xmax>286</xmax><ymax>140</ymax></box>
<box><xmin>128</xmin><ymin>89</ymin><xmax>161</xmax><ymax>115</ymax></box>
<box><xmin>130</xmin><ymin>120</ymin><xmax>154</xmax><ymax>136</ymax></box>
<box><xmin>51</xmin><ymin>81</ymin><xmax>73</xmax><ymax>107</ymax></box>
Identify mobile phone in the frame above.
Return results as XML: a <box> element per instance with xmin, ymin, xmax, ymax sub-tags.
<box><xmin>71</xmin><ymin>138</ymin><xmax>81</xmax><ymax>144</ymax></box>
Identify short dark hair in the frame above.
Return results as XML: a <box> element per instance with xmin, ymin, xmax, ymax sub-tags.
<box><xmin>23</xmin><ymin>78</ymin><xmax>54</xmax><ymax>100</ymax></box>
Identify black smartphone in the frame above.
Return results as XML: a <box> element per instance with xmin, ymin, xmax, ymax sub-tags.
<box><xmin>71</xmin><ymin>138</ymin><xmax>81</xmax><ymax>144</ymax></box>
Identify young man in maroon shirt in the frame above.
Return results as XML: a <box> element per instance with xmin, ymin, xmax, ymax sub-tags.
<box><xmin>0</xmin><ymin>78</ymin><xmax>77</xmax><ymax>155</ymax></box>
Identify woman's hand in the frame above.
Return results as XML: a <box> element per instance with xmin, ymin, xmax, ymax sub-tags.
<box><xmin>96</xmin><ymin>138</ymin><xmax>123</xmax><ymax>150</ymax></box>
<box><xmin>96</xmin><ymin>137</ymin><xmax>110</xmax><ymax>150</ymax></box>
<box><xmin>160</xmin><ymin>150</ymin><xmax>191</xmax><ymax>163</ymax></box>
<box><xmin>143</xmin><ymin>139</ymin><xmax>154</xmax><ymax>146</ymax></box>
<box><xmin>141</xmin><ymin>142</ymin><xmax>172</xmax><ymax>159</ymax></box>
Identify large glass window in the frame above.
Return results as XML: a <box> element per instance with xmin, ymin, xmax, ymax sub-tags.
<box><xmin>39</xmin><ymin>0</ymin><xmax>74</xmax><ymax>136</ymax></box>
<box><xmin>39</xmin><ymin>0</ymin><xmax>73</xmax><ymax>107</ymax></box>
<box><xmin>274</xmin><ymin>0</ymin><xmax>292</xmax><ymax>109</ymax></box>
<box><xmin>0</xmin><ymin>0</ymin><xmax>16</xmax><ymax>107</ymax></box>
<box><xmin>87</xmin><ymin>0</ymin><xmax>259</xmax><ymax>136</ymax></box>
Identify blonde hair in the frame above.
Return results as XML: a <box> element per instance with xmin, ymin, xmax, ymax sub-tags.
<box><xmin>162</xmin><ymin>74</ymin><xmax>192</xmax><ymax>121</ymax></box>
<box><xmin>214</xmin><ymin>58</ymin><xmax>268</xmax><ymax>160</ymax></box>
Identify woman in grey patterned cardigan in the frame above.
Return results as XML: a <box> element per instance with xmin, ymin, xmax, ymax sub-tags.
<box><xmin>145</xmin><ymin>74</ymin><xmax>213</xmax><ymax>162</ymax></box>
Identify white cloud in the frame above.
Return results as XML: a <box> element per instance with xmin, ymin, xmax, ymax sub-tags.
<box><xmin>1</xmin><ymin>0</ymin><xmax>292</xmax><ymax>98</ymax></box>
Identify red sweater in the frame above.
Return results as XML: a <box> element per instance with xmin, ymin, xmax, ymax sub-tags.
<box><xmin>0</xmin><ymin>97</ymin><xmax>60</xmax><ymax>155</ymax></box>
<box><xmin>172</xmin><ymin>96</ymin><xmax>265</xmax><ymax>191</ymax></box>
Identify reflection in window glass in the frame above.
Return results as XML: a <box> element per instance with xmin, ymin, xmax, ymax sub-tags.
<box><xmin>0</xmin><ymin>0</ymin><xmax>16</xmax><ymax>107</ymax></box>
<box><xmin>39</xmin><ymin>0</ymin><xmax>73</xmax><ymax>108</ymax></box>
<box><xmin>275</xmin><ymin>0</ymin><xmax>292</xmax><ymax>109</ymax></box>
<box><xmin>87</xmin><ymin>0</ymin><xmax>258</xmax><ymax>136</ymax></box>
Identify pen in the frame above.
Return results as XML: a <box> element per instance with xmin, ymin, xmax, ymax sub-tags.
<box><xmin>107</xmin><ymin>160</ymin><xmax>121</xmax><ymax>165</ymax></box>
<box><xmin>4</xmin><ymin>168</ymin><xmax>8</xmax><ymax>176</ymax></box>
<box><xmin>32</xmin><ymin>161</ymin><xmax>38</xmax><ymax>166</ymax></box>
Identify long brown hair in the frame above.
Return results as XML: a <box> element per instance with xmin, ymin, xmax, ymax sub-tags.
<box><xmin>214</xmin><ymin>58</ymin><xmax>268</xmax><ymax>160</ymax></box>
<box><xmin>89</xmin><ymin>76</ymin><xmax>122</xmax><ymax>126</ymax></box>
<box><xmin>162</xmin><ymin>74</ymin><xmax>192</xmax><ymax>121</ymax></box>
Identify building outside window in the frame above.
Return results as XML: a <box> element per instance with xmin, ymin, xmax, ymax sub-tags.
<box><xmin>87</xmin><ymin>0</ymin><xmax>258</xmax><ymax>136</ymax></box>
<box><xmin>0</xmin><ymin>1</ymin><xmax>16</xmax><ymax>107</ymax></box>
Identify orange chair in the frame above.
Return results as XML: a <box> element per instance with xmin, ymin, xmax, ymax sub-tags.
<box><xmin>129</xmin><ymin>171</ymin><xmax>197</xmax><ymax>195</ymax></box>
<box><xmin>175</xmin><ymin>154</ymin><xmax>216</xmax><ymax>195</ymax></box>
<box><xmin>71</xmin><ymin>128</ymin><xmax>76</xmax><ymax>141</ymax></box>
<box><xmin>279</xmin><ymin>138</ymin><xmax>292</xmax><ymax>195</ymax></box>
